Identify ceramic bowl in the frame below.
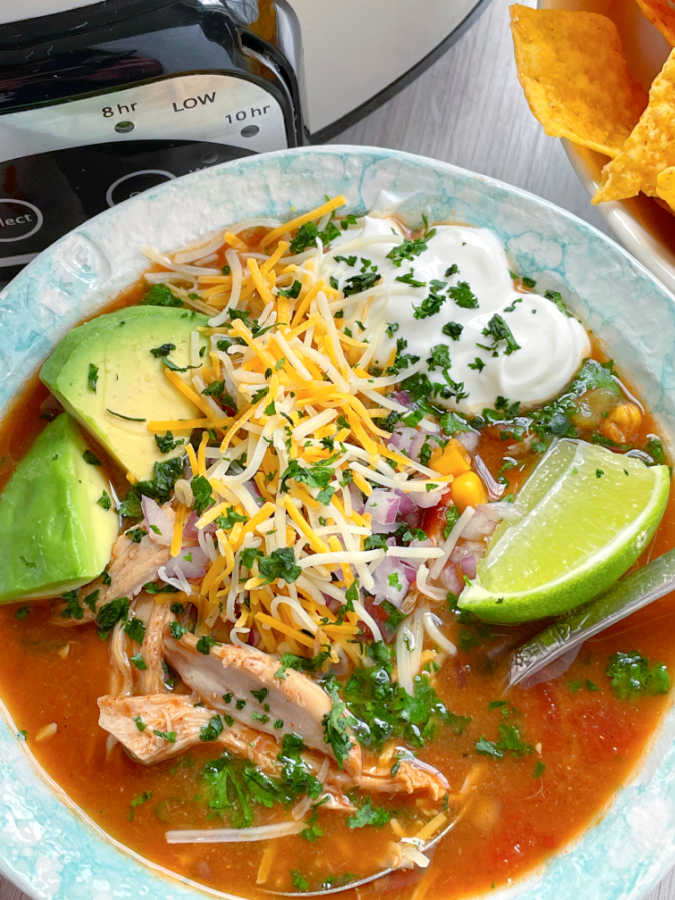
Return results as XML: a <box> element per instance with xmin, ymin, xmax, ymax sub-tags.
<box><xmin>539</xmin><ymin>0</ymin><xmax>675</xmax><ymax>294</ymax></box>
<box><xmin>1</xmin><ymin>146</ymin><xmax>674</xmax><ymax>900</ymax></box>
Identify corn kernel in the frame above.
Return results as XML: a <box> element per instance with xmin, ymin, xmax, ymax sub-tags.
<box><xmin>431</xmin><ymin>439</ymin><xmax>472</xmax><ymax>477</ymax></box>
<box><xmin>601</xmin><ymin>402</ymin><xmax>642</xmax><ymax>444</ymax></box>
<box><xmin>451</xmin><ymin>471</ymin><xmax>487</xmax><ymax>511</ymax></box>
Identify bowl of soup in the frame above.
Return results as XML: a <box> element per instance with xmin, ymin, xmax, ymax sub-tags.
<box><xmin>0</xmin><ymin>146</ymin><xmax>674</xmax><ymax>900</ymax></box>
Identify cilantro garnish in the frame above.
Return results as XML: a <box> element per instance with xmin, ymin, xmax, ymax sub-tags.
<box><xmin>278</xmin><ymin>279</ymin><xmax>302</xmax><ymax>298</ymax></box>
<box><xmin>606</xmin><ymin>651</ymin><xmax>670</xmax><ymax>699</ymax></box>
<box><xmin>475</xmin><ymin>723</ymin><xmax>533</xmax><ymax>759</ymax></box>
<box><xmin>82</xmin><ymin>449</ymin><xmax>101</xmax><ymax>466</ymax></box>
<box><xmin>128</xmin><ymin>790</ymin><xmax>152</xmax><ymax>820</ymax></box>
<box><xmin>449</xmin><ymin>281</ymin><xmax>479</xmax><ymax>309</ymax></box>
<box><xmin>126</xmin><ymin>527</ymin><xmax>146</xmax><ymax>543</ymax></box>
<box><xmin>342</xmin><ymin>270</ymin><xmax>381</xmax><ymax>297</ymax></box>
<box><xmin>124</xmin><ymin>616</ymin><xmax>146</xmax><ymax>643</ymax></box>
<box><xmin>386</xmin><ymin>230</ymin><xmax>436</xmax><ymax>267</ymax></box>
<box><xmin>150</xmin><ymin>342</ymin><xmax>176</xmax><ymax>358</ymax></box>
<box><xmin>141</xmin><ymin>284</ymin><xmax>183</xmax><ymax>307</ymax></box>
<box><xmin>87</xmin><ymin>362</ymin><xmax>99</xmax><ymax>392</ymax></box>
<box><xmin>200</xmin><ymin>715</ymin><xmax>225</xmax><ymax>742</ymax></box>
<box><xmin>290</xmin><ymin>221</ymin><xmax>340</xmax><ymax>254</ymax></box>
<box><xmin>191</xmin><ymin>474</ymin><xmax>213</xmax><ymax>515</ymax></box>
<box><xmin>258</xmin><ymin>547</ymin><xmax>301</xmax><ymax>584</ymax></box>
<box><xmin>196</xmin><ymin>635</ymin><xmax>219</xmax><ymax>655</ymax></box>
<box><xmin>97</xmin><ymin>490</ymin><xmax>112</xmax><ymax>510</ymax></box>
<box><xmin>214</xmin><ymin>507</ymin><xmax>248</xmax><ymax>530</ymax></box>
<box><xmin>346</xmin><ymin>797</ymin><xmax>392</xmax><ymax>829</ymax></box>
<box><xmin>481</xmin><ymin>313</ymin><xmax>521</xmax><ymax>355</ymax></box>
<box><xmin>96</xmin><ymin>596</ymin><xmax>129</xmax><ymax>638</ymax></box>
<box><xmin>322</xmin><ymin>677</ymin><xmax>357</xmax><ymax>769</ymax></box>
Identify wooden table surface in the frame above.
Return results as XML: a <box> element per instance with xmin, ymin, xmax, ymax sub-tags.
<box><xmin>1</xmin><ymin>0</ymin><xmax>673</xmax><ymax>897</ymax></box>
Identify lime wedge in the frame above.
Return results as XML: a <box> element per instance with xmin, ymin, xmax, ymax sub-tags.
<box><xmin>458</xmin><ymin>439</ymin><xmax>670</xmax><ymax>624</ymax></box>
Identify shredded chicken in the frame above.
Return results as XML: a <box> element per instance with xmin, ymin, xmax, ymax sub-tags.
<box><xmin>109</xmin><ymin>620</ymin><xmax>134</xmax><ymax>696</ymax></box>
<box><xmin>164</xmin><ymin>634</ymin><xmax>362</xmax><ymax>776</ymax></box>
<box><xmin>97</xmin><ymin>693</ymin><xmax>448</xmax><ymax>801</ymax></box>
<box><xmin>52</xmin><ymin>523</ymin><xmax>172</xmax><ymax>625</ymax></box>
<box><xmin>140</xmin><ymin>600</ymin><xmax>173</xmax><ymax>694</ymax></box>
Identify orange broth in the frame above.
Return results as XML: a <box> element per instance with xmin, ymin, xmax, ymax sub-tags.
<box><xmin>0</xmin><ymin>274</ymin><xmax>673</xmax><ymax>899</ymax></box>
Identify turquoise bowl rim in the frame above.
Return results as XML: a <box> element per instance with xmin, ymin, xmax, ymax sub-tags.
<box><xmin>0</xmin><ymin>145</ymin><xmax>674</xmax><ymax>900</ymax></box>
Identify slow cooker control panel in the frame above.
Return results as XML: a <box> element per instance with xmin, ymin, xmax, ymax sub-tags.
<box><xmin>0</xmin><ymin>73</ymin><xmax>288</xmax><ymax>275</ymax></box>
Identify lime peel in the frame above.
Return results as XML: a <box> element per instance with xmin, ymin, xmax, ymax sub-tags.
<box><xmin>458</xmin><ymin>439</ymin><xmax>670</xmax><ymax>624</ymax></box>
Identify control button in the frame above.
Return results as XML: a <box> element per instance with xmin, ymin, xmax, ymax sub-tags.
<box><xmin>0</xmin><ymin>199</ymin><xmax>43</xmax><ymax>243</ymax></box>
<box><xmin>106</xmin><ymin>169</ymin><xmax>175</xmax><ymax>207</ymax></box>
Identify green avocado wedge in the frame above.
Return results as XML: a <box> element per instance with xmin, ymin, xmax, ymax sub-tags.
<box><xmin>458</xmin><ymin>439</ymin><xmax>670</xmax><ymax>624</ymax></box>
<box><xmin>40</xmin><ymin>306</ymin><xmax>208</xmax><ymax>481</ymax></box>
<box><xmin>0</xmin><ymin>413</ymin><xmax>118</xmax><ymax>603</ymax></box>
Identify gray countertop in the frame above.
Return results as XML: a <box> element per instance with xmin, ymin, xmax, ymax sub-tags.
<box><xmin>1</xmin><ymin>0</ymin><xmax>673</xmax><ymax>898</ymax></box>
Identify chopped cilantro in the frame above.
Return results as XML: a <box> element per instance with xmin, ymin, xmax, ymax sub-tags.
<box><xmin>481</xmin><ymin>313</ymin><xmax>520</xmax><ymax>355</ymax></box>
<box><xmin>97</xmin><ymin>490</ymin><xmax>112</xmax><ymax>510</ymax></box>
<box><xmin>386</xmin><ymin>231</ymin><xmax>436</xmax><ymax>268</ymax></box>
<box><xmin>258</xmin><ymin>547</ymin><xmax>301</xmax><ymax>584</ymax></box>
<box><xmin>126</xmin><ymin>526</ymin><xmax>146</xmax><ymax>543</ymax></box>
<box><xmin>87</xmin><ymin>362</ymin><xmax>99</xmax><ymax>392</ymax></box>
<box><xmin>128</xmin><ymin>790</ymin><xmax>152</xmax><ymax>820</ymax></box>
<box><xmin>322</xmin><ymin>677</ymin><xmax>356</xmax><ymax>769</ymax></box>
<box><xmin>442</xmin><ymin>321</ymin><xmax>463</xmax><ymax>340</ymax></box>
<box><xmin>291</xmin><ymin>871</ymin><xmax>309</xmax><ymax>892</ymax></box>
<box><xmin>606</xmin><ymin>651</ymin><xmax>670</xmax><ymax>699</ymax></box>
<box><xmin>191</xmin><ymin>475</ymin><xmax>213</xmax><ymax>515</ymax></box>
<box><xmin>290</xmin><ymin>221</ymin><xmax>341</xmax><ymax>254</ymax></box>
<box><xmin>141</xmin><ymin>284</ymin><xmax>183</xmax><ymax>307</ymax></box>
<box><xmin>475</xmin><ymin>723</ymin><xmax>533</xmax><ymax>759</ymax></box>
<box><xmin>449</xmin><ymin>281</ymin><xmax>479</xmax><ymax>309</ymax></box>
<box><xmin>346</xmin><ymin>797</ymin><xmax>392</xmax><ymax>829</ymax></box>
<box><xmin>196</xmin><ymin>635</ymin><xmax>219</xmax><ymax>655</ymax></box>
<box><xmin>82</xmin><ymin>449</ymin><xmax>101</xmax><ymax>466</ymax></box>
<box><xmin>153</xmin><ymin>729</ymin><xmax>177</xmax><ymax>743</ymax></box>
<box><xmin>96</xmin><ymin>596</ymin><xmax>129</xmax><ymax>637</ymax></box>
<box><xmin>130</xmin><ymin>652</ymin><xmax>147</xmax><ymax>670</ymax></box>
<box><xmin>278</xmin><ymin>279</ymin><xmax>302</xmax><ymax>298</ymax></box>
<box><xmin>150</xmin><ymin>342</ymin><xmax>176</xmax><ymax>358</ymax></box>
<box><xmin>200</xmin><ymin>715</ymin><xmax>224</xmax><ymax>742</ymax></box>
<box><xmin>343</xmin><ymin>270</ymin><xmax>381</xmax><ymax>297</ymax></box>
<box><xmin>124</xmin><ymin>617</ymin><xmax>146</xmax><ymax>643</ymax></box>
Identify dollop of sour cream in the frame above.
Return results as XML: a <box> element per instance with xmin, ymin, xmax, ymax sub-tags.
<box><xmin>317</xmin><ymin>216</ymin><xmax>590</xmax><ymax>416</ymax></box>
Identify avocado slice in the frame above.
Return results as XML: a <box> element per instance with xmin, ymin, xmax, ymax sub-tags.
<box><xmin>0</xmin><ymin>413</ymin><xmax>118</xmax><ymax>603</ymax></box>
<box><xmin>40</xmin><ymin>306</ymin><xmax>208</xmax><ymax>481</ymax></box>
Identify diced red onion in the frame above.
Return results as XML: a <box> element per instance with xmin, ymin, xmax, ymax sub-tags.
<box><xmin>407</xmin><ymin>486</ymin><xmax>447</xmax><ymax>509</ymax></box>
<box><xmin>473</xmin><ymin>454</ymin><xmax>505</xmax><ymax>500</ymax></box>
<box><xmin>438</xmin><ymin>564</ymin><xmax>462</xmax><ymax>594</ymax></box>
<box><xmin>388</xmin><ymin>426</ymin><xmax>426</xmax><ymax>460</ymax></box>
<box><xmin>141</xmin><ymin>497</ymin><xmax>173</xmax><ymax>546</ymax></box>
<box><xmin>182</xmin><ymin>510</ymin><xmax>200</xmax><ymax>542</ymax></box>
<box><xmin>456</xmin><ymin>430</ymin><xmax>479</xmax><ymax>454</ymax></box>
<box><xmin>391</xmin><ymin>390</ymin><xmax>411</xmax><ymax>407</ymax></box>
<box><xmin>462</xmin><ymin>504</ymin><xmax>500</xmax><ymax>541</ymax></box>
<box><xmin>460</xmin><ymin>554</ymin><xmax>477</xmax><ymax>579</ymax></box>
<box><xmin>349</xmin><ymin>483</ymin><xmax>366</xmax><ymax>514</ymax></box>
<box><xmin>371</xmin><ymin>557</ymin><xmax>410</xmax><ymax>606</ymax></box>
<box><xmin>366</xmin><ymin>489</ymin><xmax>401</xmax><ymax>527</ymax></box>
<box><xmin>163</xmin><ymin>544</ymin><xmax>209</xmax><ymax>581</ymax></box>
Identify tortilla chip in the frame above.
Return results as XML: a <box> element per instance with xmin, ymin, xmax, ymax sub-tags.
<box><xmin>594</xmin><ymin>49</ymin><xmax>675</xmax><ymax>203</ymax></box>
<box><xmin>510</xmin><ymin>6</ymin><xmax>647</xmax><ymax>158</ymax></box>
<box><xmin>656</xmin><ymin>167</ymin><xmax>675</xmax><ymax>211</ymax></box>
<box><xmin>634</xmin><ymin>0</ymin><xmax>675</xmax><ymax>46</ymax></box>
